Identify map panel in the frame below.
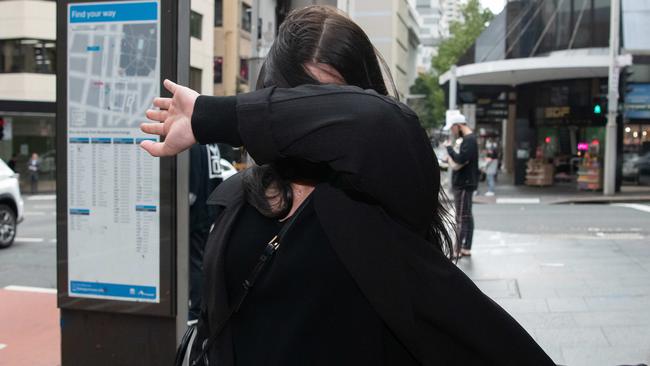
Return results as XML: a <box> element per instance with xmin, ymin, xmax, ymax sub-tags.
<box><xmin>66</xmin><ymin>1</ymin><xmax>161</xmax><ymax>304</ymax></box>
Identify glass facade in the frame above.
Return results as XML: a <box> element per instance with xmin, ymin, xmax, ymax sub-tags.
<box><xmin>462</xmin><ymin>0</ymin><xmax>611</xmax><ymax>65</ymax></box>
<box><xmin>0</xmin><ymin>114</ymin><xmax>56</xmax><ymax>193</ymax></box>
<box><xmin>0</xmin><ymin>39</ymin><xmax>56</xmax><ymax>74</ymax></box>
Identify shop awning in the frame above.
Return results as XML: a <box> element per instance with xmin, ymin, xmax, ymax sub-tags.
<box><xmin>439</xmin><ymin>51</ymin><xmax>633</xmax><ymax>86</ymax></box>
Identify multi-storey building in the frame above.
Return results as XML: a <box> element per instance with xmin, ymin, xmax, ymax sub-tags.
<box><xmin>189</xmin><ymin>0</ymin><xmax>215</xmax><ymax>96</ymax></box>
<box><xmin>440</xmin><ymin>0</ymin><xmax>461</xmax><ymax>37</ymax></box>
<box><xmin>0</xmin><ymin>0</ymin><xmax>57</xmax><ymax>192</ymax></box>
<box><xmin>415</xmin><ymin>0</ymin><xmax>443</xmax><ymax>72</ymax></box>
<box><xmin>213</xmin><ymin>0</ymin><xmax>253</xmax><ymax>96</ymax></box>
<box><xmin>342</xmin><ymin>0</ymin><xmax>421</xmax><ymax>100</ymax></box>
<box><xmin>440</xmin><ymin>0</ymin><xmax>650</xmax><ymax>189</ymax></box>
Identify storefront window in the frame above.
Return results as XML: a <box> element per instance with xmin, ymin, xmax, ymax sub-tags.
<box><xmin>0</xmin><ymin>114</ymin><xmax>56</xmax><ymax>193</ymax></box>
<box><xmin>0</xmin><ymin>39</ymin><xmax>56</xmax><ymax>74</ymax></box>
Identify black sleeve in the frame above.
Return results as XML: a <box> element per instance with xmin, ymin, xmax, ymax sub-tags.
<box><xmin>191</xmin><ymin>84</ymin><xmax>439</xmax><ymax>232</ymax></box>
<box><xmin>447</xmin><ymin>136</ymin><xmax>475</xmax><ymax>165</ymax></box>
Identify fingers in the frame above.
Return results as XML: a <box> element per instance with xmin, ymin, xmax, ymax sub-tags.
<box><xmin>140</xmin><ymin>122</ymin><xmax>166</xmax><ymax>136</ymax></box>
<box><xmin>140</xmin><ymin>140</ymin><xmax>169</xmax><ymax>157</ymax></box>
<box><xmin>153</xmin><ymin>97</ymin><xmax>172</xmax><ymax>110</ymax></box>
<box><xmin>164</xmin><ymin>79</ymin><xmax>179</xmax><ymax>94</ymax></box>
<box><xmin>146</xmin><ymin>109</ymin><xmax>168</xmax><ymax>122</ymax></box>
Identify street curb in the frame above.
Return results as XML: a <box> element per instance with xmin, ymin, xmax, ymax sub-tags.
<box><xmin>471</xmin><ymin>196</ymin><xmax>650</xmax><ymax>205</ymax></box>
<box><xmin>549</xmin><ymin>196</ymin><xmax>650</xmax><ymax>205</ymax></box>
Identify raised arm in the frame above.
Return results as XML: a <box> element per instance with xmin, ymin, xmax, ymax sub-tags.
<box><xmin>142</xmin><ymin>81</ymin><xmax>439</xmax><ymax>233</ymax></box>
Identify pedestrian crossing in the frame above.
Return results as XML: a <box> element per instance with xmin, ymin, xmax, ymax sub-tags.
<box><xmin>614</xmin><ymin>203</ymin><xmax>650</xmax><ymax>214</ymax></box>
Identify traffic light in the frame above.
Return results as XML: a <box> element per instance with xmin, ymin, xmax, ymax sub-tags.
<box><xmin>593</xmin><ymin>104</ymin><xmax>602</xmax><ymax>114</ymax></box>
<box><xmin>592</xmin><ymin>98</ymin><xmax>605</xmax><ymax>116</ymax></box>
<box><xmin>0</xmin><ymin>118</ymin><xmax>5</xmax><ymax>140</ymax></box>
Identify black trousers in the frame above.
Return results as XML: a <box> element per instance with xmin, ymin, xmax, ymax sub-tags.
<box><xmin>453</xmin><ymin>188</ymin><xmax>474</xmax><ymax>251</ymax></box>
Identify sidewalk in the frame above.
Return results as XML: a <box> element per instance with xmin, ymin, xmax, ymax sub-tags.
<box><xmin>459</xmin><ymin>229</ymin><xmax>650</xmax><ymax>366</ymax></box>
<box><xmin>463</xmin><ymin>174</ymin><xmax>650</xmax><ymax>204</ymax></box>
<box><xmin>0</xmin><ymin>287</ymin><xmax>60</xmax><ymax>366</ymax></box>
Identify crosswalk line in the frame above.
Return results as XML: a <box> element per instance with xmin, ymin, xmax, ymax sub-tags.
<box><xmin>15</xmin><ymin>237</ymin><xmax>45</xmax><ymax>243</ymax></box>
<box><xmin>496</xmin><ymin>197</ymin><xmax>541</xmax><ymax>204</ymax></box>
<box><xmin>4</xmin><ymin>285</ymin><xmax>56</xmax><ymax>294</ymax></box>
<box><xmin>613</xmin><ymin>203</ymin><xmax>650</xmax><ymax>214</ymax></box>
<box><xmin>26</xmin><ymin>195</ymin><xmax>56</xmax><ymax>201</ymax></box>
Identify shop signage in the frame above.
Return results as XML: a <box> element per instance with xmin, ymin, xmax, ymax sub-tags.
<box><xmin>544</xmin><ymin>106</ymin><xmax>571</xmax><ymax>119</ymax></box>
<box><xmin>624</xmin><ymin>83</ymin><xmax>650</xmax><ymax>120</ymax></box>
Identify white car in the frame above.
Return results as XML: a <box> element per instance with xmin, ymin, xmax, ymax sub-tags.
<box><xmin>220</xmin><ymin>159</ymin><xmax>237</xmax><ymax>181</ymax></box>
<box><xmin>0</xmin><ymin>160</ymin><xmax>24</xmax><ymax>249</ymax></box>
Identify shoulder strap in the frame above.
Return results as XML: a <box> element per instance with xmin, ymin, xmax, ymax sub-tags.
<box><xmin>191</xmin><ymin>195</ymin><xmax>313</xmax><ymax>366</ymax></box>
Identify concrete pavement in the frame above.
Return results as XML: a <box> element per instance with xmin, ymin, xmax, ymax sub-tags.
<box><xmin>2</xmin><ymin>195</ymin><xmax>649</xmax><ymax>365</ymax></box>
<box><xmin>460</xmin><ymin>204</ymin><xmax>650</xmax><ymax>366</ymax></box>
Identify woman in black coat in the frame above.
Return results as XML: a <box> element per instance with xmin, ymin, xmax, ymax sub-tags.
<box><xmin>142</xmin><ymin>6</ymin><xmax>555</xmax><ymax>366</ymax></box>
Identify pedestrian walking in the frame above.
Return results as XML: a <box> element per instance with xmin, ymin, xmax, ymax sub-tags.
<box><xmin>485</xmin><ymin>149</ymin><xmax>499</xmax><ymax>196</ymax></box>
<box><xmin>444</xmin><ymin>113</ymin><xmax>479</xmax><ymax>258</ymax></box>
<box><xmin>27</xmin><ymin>153</ymin><xmax>40</xmax><ymax>194</ymax></box>
<box><xmin>142</xmin><ymin>6</ymin><xmax>554</xmax><ymax>366</ymax></box>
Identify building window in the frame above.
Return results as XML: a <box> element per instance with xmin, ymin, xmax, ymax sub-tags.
<box><xmin>239</xmin><ymin>58</ymin><xmax>249</xmax><ymax>82</ymax></box>
<box><xmin>190</xmin><ymin>11</ymin><xmax>203</xmax><ymax>39</ymax></box>
<box><xmin>213</xmin><ymin>57</ymin><xmax>223</xmax><ymax>84</ymax></box>
<box><xmin>0</xmin><ymin>39</ymin><xmax>56</xmax><ymax>74</ymax></box>
<box><xmin>215</xmin><ymin>0</ymin><xmax>223</xmax><ymax>27</ymax></box>
<box><xmin>241</xmin><ymin>3</ymin><xmax>252</xmax><ymax>33</ymax></box>
<box><xmin>190</xmin><ymin>67</ymin><xmax>202</xmax><ymax>92</ymax></box>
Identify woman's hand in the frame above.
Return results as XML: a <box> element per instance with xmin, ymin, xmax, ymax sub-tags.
<box><xmin>140</xmin><ymin>79</ymin><xmax>199</xmax><ymax>157</ymax></box>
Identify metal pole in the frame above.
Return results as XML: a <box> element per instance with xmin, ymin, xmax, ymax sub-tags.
<box><xmin>603</xmin><ymin>0</ymin><xmax>620</xmax><ymax>195</ymax></box>
<box><xmin>449</xmin><ymin>65</ymin><xmax>457</xmax><ymax>110</ymax></box>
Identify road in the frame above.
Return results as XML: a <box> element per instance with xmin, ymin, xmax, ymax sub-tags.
<box><xmin>0</xmin><ymin>197</ymin><xmax>649</xmax><ymax>366</ymax></box>
<box><xmin>0</xmin><ymin>194</ymin><xmax>56</xmax><ymax>289</ymax></box>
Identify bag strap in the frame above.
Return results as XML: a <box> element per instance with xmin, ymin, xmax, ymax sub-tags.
<box><xmin>190</xmin><ymin>195</ymin><xmax>313</xmax><ymax>366</ymax></box>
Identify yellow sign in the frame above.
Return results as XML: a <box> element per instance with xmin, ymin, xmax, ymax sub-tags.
<box><xmin>544</xmin><ymin>107</ymin><xmax>570</xmax><ymax>118</ymax></box>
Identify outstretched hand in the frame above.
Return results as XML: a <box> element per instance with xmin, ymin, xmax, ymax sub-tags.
<box><xmin>140</xmin><ymin>79</ymin><xmax>199</xmax><ymax>157</ymax></box>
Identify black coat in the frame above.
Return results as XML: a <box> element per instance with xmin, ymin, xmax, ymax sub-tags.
<box><xmin>447</xmin><ymin>133</ymin><xmax>480</xmax><ymax>190</ymax></box>
<box><xmin>190</xmin><ymin>85</ymin><xmax>555</xmax><ymax>366</ymax></box>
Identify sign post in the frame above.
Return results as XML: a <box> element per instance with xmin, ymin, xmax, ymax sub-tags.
<box><xmin>56</xmin><ymin>0</ymin><xmax>189</xmax><ymax>364</ymax></box>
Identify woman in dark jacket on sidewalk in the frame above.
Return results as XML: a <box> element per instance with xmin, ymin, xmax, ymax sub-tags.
<box><xmin>141</xmin><ymin>6</ymin><xmax>555</xmax><ymax>366</ymax></box>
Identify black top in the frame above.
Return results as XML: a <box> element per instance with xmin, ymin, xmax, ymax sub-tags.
<box><xmin>192</xmin><ymin>85</ymin><xmax>555</xmax><ymax>366</ymax></box>
<box><xmin>447</xmin><ymin>133</ymin><xmax>479</xmax><ymax>190</ymax></box>
<box><xmin>224</xmin><ymin>198</ymin><xmax>418</xmax><ymax>366</ymax></box>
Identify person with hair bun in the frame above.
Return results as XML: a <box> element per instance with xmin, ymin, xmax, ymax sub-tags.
<box><xmin>142</xmin><ymin>6</ymin><xmax>555</xmax><ymax>366</ymax></box>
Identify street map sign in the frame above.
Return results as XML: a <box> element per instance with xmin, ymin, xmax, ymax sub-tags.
<box><xmin>66</xmin><ymin>0</ymin><xmax>161</xmax><ymax>303</ymax></box>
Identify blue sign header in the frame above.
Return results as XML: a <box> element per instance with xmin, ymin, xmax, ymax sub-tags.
<box><xmin>71</xmin><ymin>281</ymin><xmax>157</xmax><ymax>300</ymax></box>
<box><xmin>69</xmin><ymin>1</ymin><xmax>158</xmax><ymax>24</ymax></box>
<box><xmin>624</xmin><ymin>83</ymin><xmax>650</xmax><ymax>120</ymax></box>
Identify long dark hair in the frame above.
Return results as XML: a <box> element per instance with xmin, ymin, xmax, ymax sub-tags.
<box><xmin>243</xmin><ymin>5</ymin><xmax>454</xmax><ymax>258</ymax></box>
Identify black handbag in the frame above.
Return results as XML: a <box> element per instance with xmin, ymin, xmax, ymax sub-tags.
<box><xmin>174</xmin><ymin>196</ymin><xmax>312</xmax><ymax>366</ymax></box>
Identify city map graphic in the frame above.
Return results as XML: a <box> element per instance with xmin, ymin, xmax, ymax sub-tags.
<box><xmin>68</xmin><ymin>21</ymin><xmax>159</xmax><ymax>128</ymax></box>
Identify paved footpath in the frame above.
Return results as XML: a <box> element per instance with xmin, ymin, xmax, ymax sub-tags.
<box><xmin>459</xmin><ymin>227</ymin><xmax>650</xmax><ymax>366</ymax></box>
<box><xmin>0</xmin><ymin>287</ymin><xmax>60</xmax><ymax>366</ymax></box>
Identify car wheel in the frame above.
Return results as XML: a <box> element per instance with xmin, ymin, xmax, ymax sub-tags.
<box><xmin>0</xmin><ymin>204</ymin><xmax>17</xmax><ymax>249</ymax></box>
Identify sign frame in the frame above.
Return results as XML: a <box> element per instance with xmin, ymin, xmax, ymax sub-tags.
<box><xmin>56</xmin><ymin>0</ymin><xmax>188</xmax><ymax>318</ymax></box>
